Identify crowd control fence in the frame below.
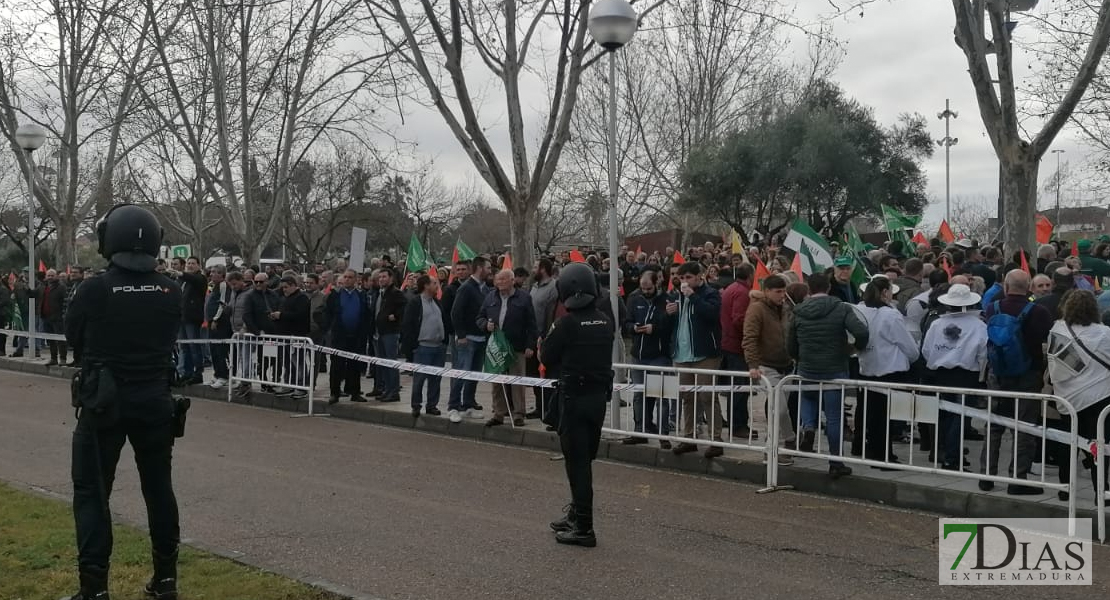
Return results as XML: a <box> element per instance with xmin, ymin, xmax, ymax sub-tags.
<box><xmin>1098</xmin><ymin>403</ymin><xmax>1110</xmax><ymax>543</ymax></box>
<box><xmin>2</xmin><ymin>330</ymin><xmax>1106</xmax><ymax>539</ymax></box>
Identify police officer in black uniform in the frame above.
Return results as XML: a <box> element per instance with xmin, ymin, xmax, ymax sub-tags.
<box><xmin>542</xmin><ymin>262</ymin><xmax>614</xmax><ymax>547</ymax></box>
<box><xmin>63</xmin><ymin>205</ymin><xmax>184</xmax><ymax>600</ymax></box>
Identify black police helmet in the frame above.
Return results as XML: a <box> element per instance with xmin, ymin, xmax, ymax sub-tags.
<box><xmin>558</xmin><ymin>262</ymin><xmax>598</xmax><ymax>310</ymax></box>
<box><xmin>97</xmin><ymin>204</ymin><xmax>163</xmax><ymax>272</ymax></box>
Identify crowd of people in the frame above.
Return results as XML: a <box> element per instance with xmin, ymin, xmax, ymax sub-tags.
<box><xmin>3</xmin><ymin>234</ymin><xmax>1110</xmax><ymax>498</ymax></box>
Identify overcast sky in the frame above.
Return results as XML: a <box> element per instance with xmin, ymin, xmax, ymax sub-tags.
<box><xmin>388</xmin><ymin>0</ymin><xmax>1096</xmax><ymax>227</ymax></box>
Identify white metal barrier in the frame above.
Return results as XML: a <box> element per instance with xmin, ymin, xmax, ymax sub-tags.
<box><xmin>228</xmin><ymin>333</ymin><xmax>319</xmax><ymax>416</ymax></box>
<box><xmin>776</xmin><ymin>375</ymin><xmax>1082</xmax><ymax>534</ymax></box>
<box><xmin>1098</xmin><ymin>403</ymin><xmax>1110</xmax><ymax>543</ymax></box>
<box><xmin>605</xmin><ymin>362</ymin><xmax>778</xmax><ymax>485</ymax></box>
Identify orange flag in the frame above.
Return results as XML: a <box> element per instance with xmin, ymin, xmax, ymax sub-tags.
<box><xmin>1019</xmin><ymin>248</ymin><xmax>1031</xmax><ymax>275</ymax></box>
<box><xmin>790</xmin><ymin>253</ymin><xmax>804</xmax><ymax>280</ymax></box>
<box><xmin>938</xmin><ymin>220</ymin><xmax>955</xmax><ymax>244</ymax></box>
<box><xmin>502</xmin><ymin>253</ymin><xmax>512</xmax><ymax>271</ymax></box>
<box><xmin>569</xmin><ymin>249</ymin><xmax>587</xmax><ymax>263</ymax></box>
<box><xmin>912</xmin><ymin>231</ymin><xmax>928</xmax><ymax>245</ymax></box>
<box><xmin>428</xmin><ymin>264</ymin><xmax>443</xmax><ymax>299</ymax></box>
<box><xmin>635</xmin><ymin>245</ymin><xmax>642</xmax><ymax>257</ymax></box>
<box><xmin>672</xmin><ymin>251</ymin><xmax>685</xmax><ymax>265</ymax></box>
<box><xmin>38</xmin><ymin>259</ymin><xmax>46</xmax><ymax>274</ymax></box>
<box><xmin>752</xmin><ymin>258</ymin><xmax>772</xmax><ymax>291</ymax></box>
<box><xmin>1035</xmin><ymin>214</ymin><xmax>1053</xmax><ymax>245</ymax></box>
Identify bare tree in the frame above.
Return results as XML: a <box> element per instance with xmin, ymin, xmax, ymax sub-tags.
<box><xmin>137</xmin><ymin>0</ymin><xmax>396</xmax><ymax>265</ymax></box>
<box><xmin>0</xmin><ymin>0</ymin><xmax>173</xmax><ymax>265</ymax></box>
<box><xmin>952</xmin><ymin>0</ymin><xmax>1110</xmax><ymax>251</ymax></box>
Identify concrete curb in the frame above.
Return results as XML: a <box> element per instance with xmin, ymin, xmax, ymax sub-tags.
<box><xmin>4</xmin><ymin>360</ymin><xmax>1099</xmax><ymax>527</ymax></box>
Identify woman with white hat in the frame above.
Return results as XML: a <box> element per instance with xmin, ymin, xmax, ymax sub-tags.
<box><xmin>921</xmin><ymin>283</ymin><xmax>988</xmax><ymax>471</ymax></box>
<box><xmin>852</xmin><ymin>276</ymin><xmax>919</xmax><ymax>464</ymax></box>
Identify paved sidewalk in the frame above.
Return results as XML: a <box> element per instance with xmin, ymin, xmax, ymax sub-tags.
<box><xmin>4</xmin><ymin>368</ymin><xmax>1107</xmax><ymax>599</ymax></box>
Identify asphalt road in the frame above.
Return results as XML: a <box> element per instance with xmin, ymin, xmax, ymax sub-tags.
<box><xmin>1</xmin><ymin>369</ymin><xmax>1106</xmax><ymax>600</ymax></box>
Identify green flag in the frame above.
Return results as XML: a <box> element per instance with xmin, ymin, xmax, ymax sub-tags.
<box><xmin>455</xmin><ymin>239</ymin><xmax>477</xmax><ymax>261</ymax></box>
<box><xmin>783</xmin><ymin>219</ymin><xmax>834</xmax><ymax>275</ymax></box>
<box><xmin>406</xmin><ymin>234</ymin><xmax>429</xmax><ymax>273</ymax></box>
<box><xmin>845</xmin><ymin>223</ymin><xmax>865</xmax><ymax>254</ymax></box>
<box><xmin>881</xmin><ymin>204</ymin><xmax>921</xmax><ymax>231</ymax></box>
<box><xmin>483</xmin><ymin>330</ymin><xmax>514</xmax><ymax>374</ymax></box>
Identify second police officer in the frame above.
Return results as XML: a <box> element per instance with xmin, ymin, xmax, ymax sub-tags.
<box><xmin>542</xmin><ymin>262</ymin><xmax>614</xmax><ymax>547</ymax></box>
<box><xmin>64</xmin><ymin>204</ymin><xmax>185</xmax><ymax>600</ymax></box>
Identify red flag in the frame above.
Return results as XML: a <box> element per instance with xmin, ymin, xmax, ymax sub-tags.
<box><xmin>752</xmin><ymin>258</ymin><xmax>772</xmax><ymax>291</ymax></box>
<box><xmin>38</xmin><ymin>259</ymin><xmax>46</xmax><ymax>274</ymax></box>
<box><xmin>501</xmin><ymin>253</ymin><xmax>512</xmax><ymax>271</ymax></box>
<box><xmin>569</xmin><ymin>249</ymin><xmax>587</xmax><ymax>263</ymax></box>
<box><xmin>912</xmin><ymin>231</ymin><xmax>928</xmax><ymax>245</ymax></box>
<box><xmin>790</xmin><ymin>253</ymin><xmax>804</xmax><ymax>280</ymax></box>
<box><xmin>1073</xmin><ymin>239</ymin><xmax>1080</xmax><ymax>258</ymax></box>
<box><xmin>1019</xmin><ymin>248</ymin><xmax>1031</xmax><ymax>275</ymax></box>
<box><xmin>941</xmin><ymin>256</ymin><xmax>953</xmax><ymax>277</ymax></box>
<box><xmin>635</xmin><ymin>245</ymin><xmax>642</xmax><ymax>257</ymax></box>
<box><xmin>7</xmin><ymin>273</ymin><xmax>14</xmax><ymax>287</ymax></box>
<box><xmin>428</xmin><ymin>264</ymin><xmax>443</xmax><ymax>299</ymax></box>
<box><xmin>1035</xmin><ymin>214</ymin><xmax>1053</xmax><ymax>245</ymax></box>
<box><xmin>938</xmin><ymin>220</ymin><xmax>955</xmax><ymax>244</ymax></box>
<box><xmin>672</xmin><ymin>251</ymin><xmax>685</xmax><ymax>265</ymax></box>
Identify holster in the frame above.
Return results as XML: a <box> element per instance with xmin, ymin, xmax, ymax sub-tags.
<box><xmin>173</xmin><ymin>395</ymin><xmax>191</xmax><ymax>438</ymax></box>
<box><xmin>72</xmin><ymin>365</ymin><xmax>119</xmax><ymax>427</ymax></box>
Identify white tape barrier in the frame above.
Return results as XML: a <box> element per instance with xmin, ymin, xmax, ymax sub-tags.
<box><xmin>0</xmin><ymin>328</ymin><xmax>224</xmax><ymax>345</ymax></box>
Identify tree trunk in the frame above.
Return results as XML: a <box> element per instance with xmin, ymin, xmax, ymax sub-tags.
<box><xmin>1001</xmin><ymin>145</ymin><xmax>1039</xmax><ymax>255</ymax></box>
<box><xmin>54</xmin><ymin>217</ymin><xmax>78</xmax><ymax>269</ymax></box>
<box><xmin>506</xmin><ymin>200</ymin><xmax>536</xmax><ymax>270</ymax></box>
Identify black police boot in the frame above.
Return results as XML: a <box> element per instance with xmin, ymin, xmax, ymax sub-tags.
<box><xmin>61</xmin><ymin>568</ymin><xmax>110</xmax><ymax>600</ymax></box>
<box><xmin>549</xmin><ymin>504</ymin><xmax>576</xmax><ymax>533</ymax></box>
<box><xmin>144</xmin><ymin>550</ymin><xmax>178</xmax><ymax>599</ymax></box>
<box><xmin>555</xmin><ymin>508</ymin><xmax>596</xmax><ymax>548</ymax></box>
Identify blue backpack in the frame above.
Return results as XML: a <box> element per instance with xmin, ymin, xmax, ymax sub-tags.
<box><xmin>986</xmin><ymin>301</ymin><xmax>1034</xmax><ymax>378</ymax></box>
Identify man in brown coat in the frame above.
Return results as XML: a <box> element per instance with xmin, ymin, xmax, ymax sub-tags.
<box><xmin>742</xmin><ymin>274</ymin><xmax>796</xmax><ymax>451</ymax></box>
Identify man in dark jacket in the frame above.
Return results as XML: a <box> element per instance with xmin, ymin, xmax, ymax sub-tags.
<box><xmin>325</xmin><ymin>270</ymin><xmax>370</xmax><ymax>403</ymax></box>
<box><xmin>787</xmin><ymin>272</ymin><xmax>869</xmax><ymax>479</ymax></box>
<box><xmin>621</xmin><ymin>268</ymin><xmax>672</xmax><ymax>446</ymax></box>
<box><xmin>448</xmin><ymin>256</ymin><xmax>491</xmax><ymax>422</ymax></box>
<box><xmin>272</xmin><ymin>275</ymin><xmax>311</xmax><ymax>398</ymax></box>
<box><xmin>34</xmin><ymin>269</ymin><xmax>68</xmax><ymax>366</ymax></box>
<box><xmin>1033</xmin><ymin>267</ymin><xmax>1074</xmax><ymax>319</ymax></box>
<box><xmin>666</xmin><ymin>262</ymin><xmax>725</xmax><ymax>458</ymax></box>
<box><xmin>980</xmin><ymin>269</ymin><xmax>1054</xmax><ymax>495</ymax></box>
<box><xmin>371</xmin><ymin>268</ymin><xmax>406</xmax><ymax>402</ymax></box>
<box><xmin>204</xmin><ymin>266</ymin><xmax>236</xmax><ymax>388</ymax></box>
<box><xmin>478</xmin><ymin>268</ymin><xmax>538</xmax><ymax>426</ymax></box>
<box><xmin>829</xmin><ymin>256</ymin><xmax>859</xmax><ymax>304</ymax></box>
<box><xmin>176</xmin><ymin>257</ymin><xmax>208</xmax><ymax>384</ymax></box>
<box><xmin>0</xmin><ymin>276</ymin><xmax>11</xmax><ymax>356</ymax></box>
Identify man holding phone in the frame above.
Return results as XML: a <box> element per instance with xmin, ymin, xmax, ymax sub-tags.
<box><xmin>666</xmin><ymin>263</ymin><xmax>725</xmax><ymax>458</ymax></box>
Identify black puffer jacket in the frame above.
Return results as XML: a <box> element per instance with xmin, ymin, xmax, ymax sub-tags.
<box><xmin>786</xmin><ymin>295</ymin><xmax>869</xmax><ymax>376</ymax></box>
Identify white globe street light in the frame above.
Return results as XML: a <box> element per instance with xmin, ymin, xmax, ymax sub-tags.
<box><xmin>589</xmin><ymin>0</ymin><xmax>636</xmax><ymax>430</ymax></box>
<box><xmin>588</xmin><ymin>0</ymin><xmax>638</xmax><ymax>50</ymax></box>
<box><xmin>15</xmin><ymin>123</ymin><xmax>47</xmax><ymax>356</ymax></box>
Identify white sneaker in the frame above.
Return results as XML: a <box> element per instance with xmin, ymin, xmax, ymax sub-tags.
<box><xmin>209</xmin><ymin>378</ymin><xmax>227</xmax><ymax>389</ymax></box>
<box><xmin>466</xmin><ymin>408</ymin><xmax>484</xmax><ymax>420</ymax></box>
<box><xmin>448</xmin><ymin>409</ymin><xmax>462</xmax><ymax>423</ymax></box>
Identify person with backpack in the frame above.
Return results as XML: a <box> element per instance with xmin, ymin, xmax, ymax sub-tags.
<box><xmin>921</xmin><ymin>284</ymin><xmax>987</xmax><ymax>471</ymax></box>
<box><xmin>981</xmin><ymin>269</ymin><xmax>1054</xmax><ymax>495</ymax></box>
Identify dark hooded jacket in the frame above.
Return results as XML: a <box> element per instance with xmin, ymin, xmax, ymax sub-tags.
<box><xmin>786</xmin><ymin>295</ymin><xmax>869</xmax><ymax>376</ymax></box>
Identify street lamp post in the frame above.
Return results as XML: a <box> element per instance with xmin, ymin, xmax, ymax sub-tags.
<box><xmin>1052</xmin><ymin>149</ymin><xmax>1065</xmax><ymax>230</ymax></box>
<box><xmin>15</xmin><ymin>124</ymin><xmax>46</xmax><ymax>356</ymax></box>
<box><xmin>588</xmin><ymin>0</ymin><xmax>637</xmax><ymax>429</ymax></box>
<box><xmin>936</xmin><ymin>99</ymin><xmax>958</xmax><ymax>223</ymax></box>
